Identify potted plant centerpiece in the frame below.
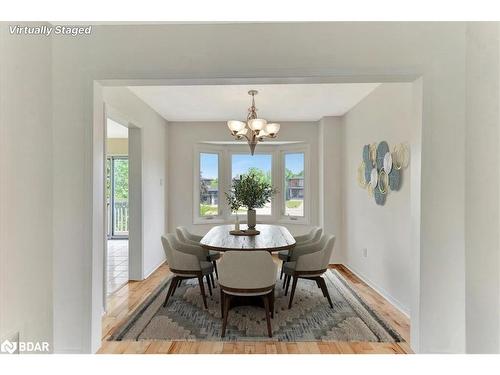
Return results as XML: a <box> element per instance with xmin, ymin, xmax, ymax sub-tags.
<box><xmin>225</xmin><ymin>172</ymin><xmax>277</xmax><ymax>230</ymax></box>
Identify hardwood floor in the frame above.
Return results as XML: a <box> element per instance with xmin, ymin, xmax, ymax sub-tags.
<box><xmin>98</xmin><ymin>262</ymin><xmax>411</xmax><ymax>354</ymax></box>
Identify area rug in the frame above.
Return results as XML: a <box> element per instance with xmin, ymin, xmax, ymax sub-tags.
<box><xmin>109</xmin><ymin>269</ymin><xmax>402</xmax><ymax>342</ymax></box>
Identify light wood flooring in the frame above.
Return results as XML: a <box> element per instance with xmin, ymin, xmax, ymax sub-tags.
<box><xmin>98</xmin><ymin>262</ymin><xmax>411</xmax><ymax>354</ymax></box>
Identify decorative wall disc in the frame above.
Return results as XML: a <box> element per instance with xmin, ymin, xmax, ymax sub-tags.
<box><xmin>393</xmin><ymin>143</ymin><xmax>410</xmax><ymax>170</ymax></box>
<box><xmin>374</xmin><ymin>186</ymin><xmax>386</xmax><ymax>205</ymax></box>
<box><xmin>358</xmin><ymin>140</ymin><xmax>408</xmax><ymax>206</ymax></box>
<box><xmin>383</xmin><ymin>152</ymin><xmax>392</xmax><ymax>174</ymax></box>
<box><xmin>378</xmin><ymin>170</ymin><xmax>389</xmax><ymax>194</ymax></box>
<box><xmin>376</xmin><ymin>141</ymin><xmax>389</xmax><ymax>170</ymax></box>
<box><xmin>388</xmin><ymin>168</ymin><xmax>401</xmax><ymax>191</ymax></box>
<box><xmin>370</xmin><ymin>168</ymin><xmax>378</xmax><ymax>188</ymax></box>
<box><xmin>369</xmin><ymin>143</ymin><xmax>377</xmax><ymax>166</ymax></box>
<box><xmin>357</xmin><ymin>162</ymin><xmax>367</xmax><ymax>188</ymax></box>
<box><xmin>367</xmin><ymin>183</ymin><xmax>374</xmax><ymax>197</ymax></box>
<box><xmin>363</xmin><ymin>144</ymin><xmax>371</xmax><ymax>165</ymax></box>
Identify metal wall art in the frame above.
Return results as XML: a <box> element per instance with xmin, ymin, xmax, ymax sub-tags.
<box><xmin>357</xmin><ymin>141</ymin><xmax>409</xmax><ymax>206</ymax></box>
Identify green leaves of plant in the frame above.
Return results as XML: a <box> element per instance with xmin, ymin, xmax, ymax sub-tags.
<box><xmin>225</xmin><ymin>172</ymin><xmax>278</xmax><ymax>211</ymax></box>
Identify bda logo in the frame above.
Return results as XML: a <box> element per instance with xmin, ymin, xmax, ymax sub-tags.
<box><xmin>1</xmin><ymin>339</ymin><xmax>17</xmax><ymax>354</ymax></box>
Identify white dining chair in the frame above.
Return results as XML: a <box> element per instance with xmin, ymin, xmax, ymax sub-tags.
<box><xmin>278</xmin><ymin>227</ymin><xmax>322</xmax><ymax>279</ymax></box>
<box><xmin>282</xmin><ymin>234</ymin><xmax>336</xmax><ymax>309</ymax></box>
<box><xmin>176</xmin><ymin>226</ymin><xmax>222</xmax><ymax>279</ymax></box>
<box><xmin>161</xmin><ymin>234</ymin><xmax>215</xmax><ymax>309</ymax></box>
<box><xmin>218</xmin><ymin>251</ymin><xmax>277</xmax><ymax>338</ymax></box>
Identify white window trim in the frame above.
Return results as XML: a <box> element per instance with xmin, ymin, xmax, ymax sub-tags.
<box><xmin>278</xmin><ymin>144</ymin><xmax>310</xmax><ymax>225</ymax></box>
<box><xmin>227</xmin><ymin>147</ymin><xmax>278</xmax><ymax>223</ymax></box>
<box><xmin>193</xmin><ymin>143</ymin><xmax>310</xmax><ymax>225</ymax></box>
<box><xmin>193</xmin><ymin>145</ymin><xmax>225</xmax><ymax>224</ymax></box>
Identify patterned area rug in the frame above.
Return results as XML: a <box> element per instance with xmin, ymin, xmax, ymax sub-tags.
<box><xmin>110</xmin><ymin>269</ymin><xmax>402</xmax><ymax>342</ymax></box>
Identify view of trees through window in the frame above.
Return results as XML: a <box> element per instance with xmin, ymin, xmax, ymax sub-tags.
<box><xmin>199</xmin><ymin>153</ymin><xmax>219</xmax><ymax>216</ymax></box>
<box><xmin>232</xmin><ymin>154</ymin><xmax>272</xmax><ymax>215</ymax></box>
<box><xmin>106</xmin><ymin>157</ymin><xmax>129</xmax><ymax>236</ymax></box>
<box><xmin>284</xmin><ymin>153</ymin><xmax>305</xmax><ymax>217</ymax></box>
<box><xmin>198</xmin><ymin>151</ymin><xmax>306</xmax><ymax>219</ymax></box>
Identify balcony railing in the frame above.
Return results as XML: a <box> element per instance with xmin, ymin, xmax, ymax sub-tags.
<box><xmin>107</xmin><ymin>200</ymin><xmax>129</xmax><ymax>237</ymax></box>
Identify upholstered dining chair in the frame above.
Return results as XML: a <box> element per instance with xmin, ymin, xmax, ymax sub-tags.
<box><xmin>218</xmin><ymin>251</ymin><xmax>277</xmax><ymax>338</ymax></box>
<box><xmin>176</xmin><ymin>226</ymin><xmax>222</xmax><ymax>279</ymax></box>
<box><xmin>161</xmin><ymin>234</ymin><xmax>215</xmax><ymax>309</ymax></box>
<box><xmin>281</xmin><ymin>233</ymin><xmax>330</xmax><ymax>292</ymax></box>
<box><xmin>168</xmin><ymin>233</ymin><xmax>216</xmax><ymax>290</ymax></box>
<box><xmin>282</xmin><ymin>234</ymin><xmax>336</xmax><ymax>309</ymax></box>
<box><xmin>278</xmin><ymin>227</ymin><xmax>322</xmax><ymax>280</ymax></box>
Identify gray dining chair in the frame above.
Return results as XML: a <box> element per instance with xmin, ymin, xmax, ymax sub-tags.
<box><xmin>282</xmin><ymin>233</ymin><xmax>329</xmax><ymax>289</ymax></box>
<box><xmin>161</xmin><ymin>234</ymin><xmax>215</xmax><ymax>309</ymax></box>
<box><xmin>168</xmin><ymin>233</ymin><xmax>217</xmax><ymax>289</ymax></box>
<box><xmin>218</xmin><ymin>251</ymin><xmax>277</xmax><ymax>338</ymax></box>
<box><xmin>278</xmin><ymin>227</ymin><xmax>322</xmax><ymax>279</ymax></box>
<box><xmin>282</xmin><ymin>234</ymin><xmax>336</xmax><ymax>309</ymax></box>
<box><xmin>176</xmin><ymin>226</ymin><xmax>222</xmax><ymax>279</ymax></box>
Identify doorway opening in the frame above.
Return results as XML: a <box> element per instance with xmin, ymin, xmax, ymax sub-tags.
<box><xmin>106</xmin><ymin>118</ymin><xmax>129</xmax><ymax>296</ymax></box>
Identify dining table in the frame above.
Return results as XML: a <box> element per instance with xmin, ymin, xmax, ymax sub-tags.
<box><xmin>199</xmin><ymin>224</ymin><xmax>296</xmax><ymax>252</ymax></box>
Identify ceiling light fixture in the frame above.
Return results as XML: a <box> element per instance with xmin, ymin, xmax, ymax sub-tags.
<box><xmin>227</xmin><ymin>90</ymin><xmax>280</xmax><ymax>155</ymax></box>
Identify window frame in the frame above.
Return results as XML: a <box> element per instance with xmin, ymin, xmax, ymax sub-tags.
<box><xmin>193</xmin><ymin>146</ymin><xmax>225</xmax><ymax>224</ymax></box>
<box><xmin>279</xmin><ymin>145</ymin><xmax>310</xmax><ymax>224</ymax></box>
<box><xmin>228</xmin><ymin>148</ymin><xmax>277</xmax><ymax>222</ymax></box>
<box><xmin>193</xmin><ymin>143</ymin><xmax>310</xmax><ymax>225</ymax></box>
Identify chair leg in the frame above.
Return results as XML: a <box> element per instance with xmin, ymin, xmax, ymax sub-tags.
<box><xmin>262</xmin><ymin>294</ymin><xmax>273</xmax><ymax>338</ymax></box>
<box><xmin>315</xmin><ymin>277</ymin><xmax>327</xmax><ymax>297</ymax></box>
<box><xmin>205</xmin><ymin>274</ymin><xmax>212</xmax><ymax>296</ymax></box>
<box><xmin>288</xmin><ymin>276</ymin><xmax>298</xmax><ymax>309</ymax></box>
<box><xmin>221</xmin><ymin>292</ymin><xmax>230</xmax><ymax>337</ymax></box>
<box><xmin>282</xmin><ymin>273</ymin><xmax>288</xmax><ymax>288</ymax></box>
<box><xmin>197</xmin><ymin>276</ymin><xmax>208</xmax><ymax>309</ymax></box>
<box><xmin>171</xmin><ymin>278</ymin><xmax>180</xmax><ymax>297</ymax></box>
<box><xmin>280</xmin><ymin>262</ymin><xmax>284</xmax><ymax>280</ymax></box>
<box><xmin>163</xmin><ymin>276</ymin><xmax>178</xmax><ymax>307</ymax></box>
<box><xmin>210</xmin><ymin>272</ymin><xmax>216</xmax><ymax>289</ymax></box>
<box><xmin>270</xmin><ymin>288</ymin><xmax>275</xmax><ymax>319</ymax></box>
<box><xmin>319</xmin><ymin>277</ymin><xmax>333</xmax><ymax>308</ymax></box>
<box><xmin>213</xmin><ymin>261</ymin><xmax>219</xmax><ymax>279</ymax></box>
<box><xmin>220</xmin><ymin>288</ymin><xmax>224</xmax><ymax>318</ymax></box>
<box><xmin>285</xmin><ymin>275</ymin><xmax>291</xmax><ymax>296</ymax></box>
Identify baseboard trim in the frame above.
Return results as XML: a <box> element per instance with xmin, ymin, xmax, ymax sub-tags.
<box><xmin>143</xmin><ymin>259</ymin><xmax>166</xmax><ymax>280</ymax></box>
<box><xmin>337</xmin><ymin>263</ymin><xmax>410</xmax><ymax>318</ymax></box>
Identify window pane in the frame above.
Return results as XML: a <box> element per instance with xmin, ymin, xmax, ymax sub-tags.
<box><xmin>284</xmin><ymin>153</ymin><xmax>305</xmax><ymax>217</ymax></box>
<box><xmin>231</xmin><ymin>154</ymin><xmax>272</xmax><ymax>215</ymax></box>
<box><xmin>200</xmin><ymin>153</ymin><xmax>219</xmax><ymax>216</ymax></box>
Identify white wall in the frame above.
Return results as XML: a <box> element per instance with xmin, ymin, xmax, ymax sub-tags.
<box><xmin>167</xmin><ymin>121</ymin><xmax>318</xmax><ymax>236</ymax></box>
<box><xmin>41</xmin><ymin>22</ymin><xmax>471</xmax><ymax>353</ymax></box>
<box><xmin>464</xmin><ymin>22</ymin><xmax>500</xmax><ymax>353</ymax></box>
<box><xmin>318</xmin><ymin>117</ymin><xmax>344</xmax><ymax>263</ymax></box>
<box><xmin>341</xmin><ymin>83</ymin><xmax>415</xmax><ymax>315</ymax></box>
<box><xmin>102</xmin><ymin>87</ymin><xmax>168</xmax><ymax>278</ymax></box>
<box><xmin>0</xmin><ymin>23</ymin><xmax>53</xmax><ymax>350</ymax></box>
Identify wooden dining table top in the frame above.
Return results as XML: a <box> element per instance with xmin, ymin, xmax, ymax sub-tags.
<box><xmin>199</xmin><ymin>224</ymin><xmax>296</xmax><ymax>252</ymax></box>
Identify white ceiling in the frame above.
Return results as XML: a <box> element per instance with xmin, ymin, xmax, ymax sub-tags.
<box><xmin>128</xmin><ymin>83</ymin><xmax>380</xmax><ymax>122</ymax></box>
<box><xmin>107</xmin><ymin>118</ymin><xmax>128</xmax><ymax>138</ymax></box>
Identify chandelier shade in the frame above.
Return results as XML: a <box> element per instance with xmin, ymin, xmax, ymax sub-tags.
<box><xmin>265</xmin><ymin>123</ymin><xmax>280</xmax><ymax>136</ymax></box>
<box><xmin>227</xmin><ymin>120</ymin><xmax>246</xmax><ymax>134</ymax></box>
<box><xmin>227</xmin><ymin>90</ymin><xmax>280</xmax><ymax>155</ymax></box>
<box><xmin>248</xmin><ymin>118</ymin><xmax>267</xmax><ymax>131</ymax></box>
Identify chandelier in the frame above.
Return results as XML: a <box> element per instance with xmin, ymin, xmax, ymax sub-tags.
<box><xmin>227</xmin><ymin>90</ymin><xmax>280</xmax><ymax>155</ymax></box>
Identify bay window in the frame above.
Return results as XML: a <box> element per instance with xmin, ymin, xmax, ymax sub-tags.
<box><xmin>194</xmin><ymin>144</ymin><xmax>309</xmax><ymax>224</ymax></box>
